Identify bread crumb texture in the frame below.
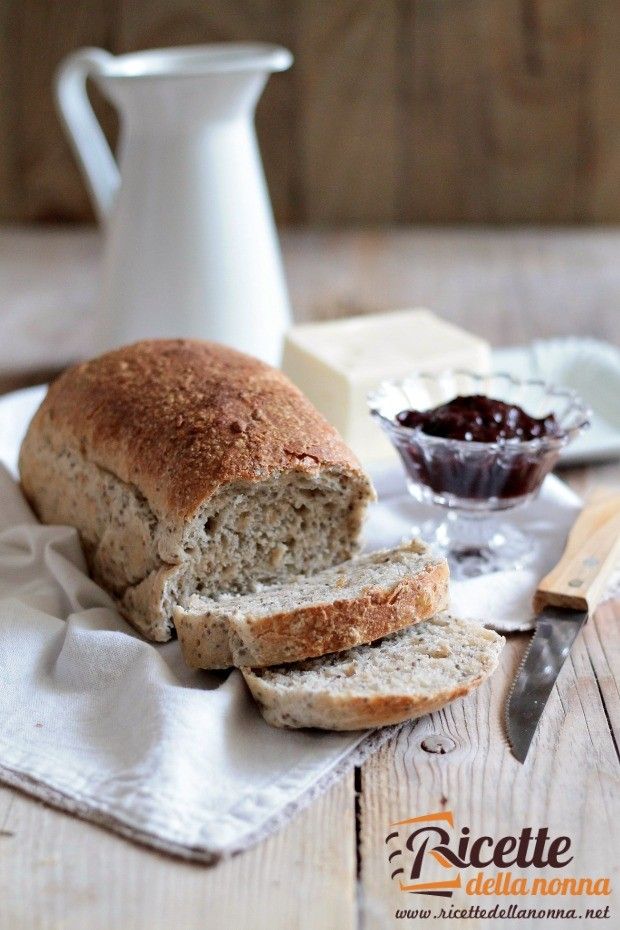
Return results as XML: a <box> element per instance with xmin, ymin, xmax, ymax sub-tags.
<box><xmin>175</xmin><ymin>539</ymin><xmax>449</xmax><ymax>668</ymax></box>
<box><xmin>242</xmin><ymin>614</ymin><xmax>504</xmax><ymax>729</ymax></box>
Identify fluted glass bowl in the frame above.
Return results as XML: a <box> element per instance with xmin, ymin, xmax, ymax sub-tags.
<box><xmin>368</xmin><ymin>370</ymin><xmax>590</xmax><ymax>577</ymax></box>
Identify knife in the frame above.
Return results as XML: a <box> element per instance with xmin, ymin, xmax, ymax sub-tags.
<box><xmin>506</xmin><ymin>488</ymin><xmax>620</xmax><ymax>763</ymax></box>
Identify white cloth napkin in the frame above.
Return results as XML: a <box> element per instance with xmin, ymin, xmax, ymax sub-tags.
<box><xmin>0</xmin><ymin>386</ymin><xmax>596</xmax><ymax>862</ymax></box>
<box><xmin>0</xmin><ymin>465</ymin><xmax>410</xmax><ymax>861</ymax></box>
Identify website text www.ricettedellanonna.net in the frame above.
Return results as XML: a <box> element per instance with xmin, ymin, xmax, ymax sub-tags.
<box><xmin>394</xmin><ymin>903</ymin><xmax>611</xmax><ymax>921</ymax></box>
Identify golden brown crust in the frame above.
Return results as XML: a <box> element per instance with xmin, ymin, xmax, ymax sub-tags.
<box><xmin>242</xmin><ymin>664</ymin><xmax>499</xmax><ymax>731</ymax></box>
<box><xmin>24</xmin><ymin>339</ymin><xmax>370</xmax><ymax>520</ymax></box>
<box><xmin>260</xmin><ymin>677</ymin><xmax>483</xmax><ymax>730</ymax></box>
<box><xmin>232</xmin><ymin>561</ymin><xmax>449</xmax><ymax>667</ymax></box>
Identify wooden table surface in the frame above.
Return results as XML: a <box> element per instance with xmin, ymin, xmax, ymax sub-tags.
<box><xmin>0</xmin><ymin>227</ymin><xmax>619</xmax><ymax>930</ymax></box>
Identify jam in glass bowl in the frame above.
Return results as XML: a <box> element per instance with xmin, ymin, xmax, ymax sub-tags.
<box><xmin>368</xmin><ymin>370</ymin><xmax>590</xmax><ymax>577</ymax></box>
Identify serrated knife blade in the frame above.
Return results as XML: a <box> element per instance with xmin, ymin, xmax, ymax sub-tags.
<box><xmin>504</xmin><ymin>488</ymin><xmax>620</xmax><ymax>764</ymax></box>
<box><xmin>505</xmin><ymin>607</ymin><xmax>588</xmax><ymax>763</ymax></box>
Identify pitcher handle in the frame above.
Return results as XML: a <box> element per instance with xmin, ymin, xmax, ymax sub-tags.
<box><xmin>55</xmin><ymin>48</ymin><xmax>120</xmax><ymax>223</ymax></box>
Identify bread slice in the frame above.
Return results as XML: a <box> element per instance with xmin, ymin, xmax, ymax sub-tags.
<box><xmin>174</xmin><ymin>540</ymin><xmax>449</xmax><ymax>669</ymax></box>
<box><xmin>242</xmin><ymin>614</ymin><xmax>504</xmax><ymax>730</ymax></box>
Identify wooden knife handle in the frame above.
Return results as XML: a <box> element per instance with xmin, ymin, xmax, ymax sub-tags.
<box><xmin>534</xmin><ymin>488</ymin><xmax>620</xmax><ymax>614</ymax></box>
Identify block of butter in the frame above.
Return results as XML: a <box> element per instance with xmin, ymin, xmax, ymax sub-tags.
<box><xmin>282</xmin><ymin>308</ymin><xmax>491</xmax><ymax>465</ymax></box>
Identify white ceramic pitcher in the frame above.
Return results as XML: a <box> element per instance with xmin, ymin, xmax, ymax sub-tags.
<box><xmin>55</xmin><ymin>44</ymin><xmax>293</xmax><ymax>365</ymax></box>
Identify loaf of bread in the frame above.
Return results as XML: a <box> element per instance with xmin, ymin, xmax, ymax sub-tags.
<box><xmin>174</xmin><ymin>539</ymin><xmax>449</xmax><ymax>669</ymax></box>
<box><xmin>242</xmin><ymin>614</ymin><xmax>504</xmax><ymax>730</ymax></box>
<box><xmin>19</xmin><ymin>340</ymin><xmax>375</xmax><ymax>641</ymax></box>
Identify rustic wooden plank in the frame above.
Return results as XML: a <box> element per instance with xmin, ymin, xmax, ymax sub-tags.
<box><xmin>286</xmin><ymin>0</ymin><xmax>401</xmax><ymax>224</ymax></box>
<box><xmin>0</xmin><ymin>1</ymin><xmax>18</xmax><ymax>217</ymax></box>
<box><xmin>584</xmin><ymin>601</ymin><xmax>620</xmax><ymax>752</ymax></box>
<box><xmin>398</xmin><ymin>0</ymin><xmax>493</xmax><ymax>223</ymax></box>
<box><xmin>484</xmin><ymin>0</ymin><xmax>595</xmax><ymax>223</ymax></box>
<box><xmin>399</xmin><ymin>0</ymin><xmax>607</xmax><ymax>224</ymax></box>
<box><xmin>358</xmin><ymin>629</ymin><xmax>620</xmax><ymax>928</ymax></box>
<box><xmin>0</xmin><ymin>773</ymin><xmax>356</xmax><ymax>930</ymax></box>
<box><xmin>284</xmin><ymin>228</ymin><xmax>620</xmax><ymax>348</ymax></box>
<box><xmin>0</xmin><ymin>227</ymin><xmax>619</xmax><ymax>377</ymax></box>
<box><xmin>6</xmin><ymin>1</ymin><xmax>117</xmax><ymax>222</ymax></box>
<box><xmin>2</xmin><ymin>1</ymin><xmax>620</xmax><ymax>223</ymax></box>
<box><xmin>586</xmin><ymin>1</ymin><xmax>620</xmax><ymax>221</ymax></box>
<box><xmin>0</xmin><ymin>225</ymin><xmax>101</xmax><ymax>382</ymax></box>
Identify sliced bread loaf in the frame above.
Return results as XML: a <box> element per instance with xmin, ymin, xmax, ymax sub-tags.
<box><xmin>174</xmin><ymin>540</ymin><xmax>449</xmax><ymax>669</ymax></box>
<box><xmin>19</xmin><ymin>340</ymin><xmax>374</xmax><ymax>641</ymax></box>
<box><xmin>242</xmin><ymin>614</ymin><xmax>504</xmax><ymax>730</ymax></box>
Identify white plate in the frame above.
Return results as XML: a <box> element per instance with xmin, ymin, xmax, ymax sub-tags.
<box><xmin>0</xmin><ymin>384</ymin><xmax>46</xmax><ymax>476</ymax></box>
<box><xmin>493</xmin><ymin>337</ymin><xmax>620</xmax><ymax>465</ymax></box>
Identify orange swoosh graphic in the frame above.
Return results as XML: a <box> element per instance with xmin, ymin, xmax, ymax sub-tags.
<box><xmin>390</xmin><ymin>810</ymin><xmax>454</xmax><ymax>828</ymax></box>
<box><xmin>399</xmin><ymin>876</ymin><xmax>462</xmax><ymax>893</ymax></box>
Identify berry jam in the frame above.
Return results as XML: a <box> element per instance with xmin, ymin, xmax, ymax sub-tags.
<box><xmin>393</xmin><ymin>395</ymin><xmax>564</xmax><ymax>502</ymax></box>
<box><xmin>396</xmin><ymin>395</ymin><xmax>562</xmax><ymax>443</ymax></box>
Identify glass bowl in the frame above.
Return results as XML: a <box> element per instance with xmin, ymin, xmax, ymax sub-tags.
<box><xmin>368</xmin><ymin>370</ymin><xmax>590</xmax><ymax>577</ymax></box>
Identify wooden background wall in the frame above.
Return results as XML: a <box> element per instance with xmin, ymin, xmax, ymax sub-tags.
<box><xmin>1</xmin><ymin>0</ymin><xmax>619</xmax><ymax>225</ymax></box>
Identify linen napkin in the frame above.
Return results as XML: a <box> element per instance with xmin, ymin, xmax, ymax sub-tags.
<box><xmin>0</xmin><ymin>465</ymin><xmax>407</xmax><ymax>862</ymax></box>
<box><xmin>0</xmin><ymin>386</ymin><xmax>596</xmax><ymax>863</ymax></box>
